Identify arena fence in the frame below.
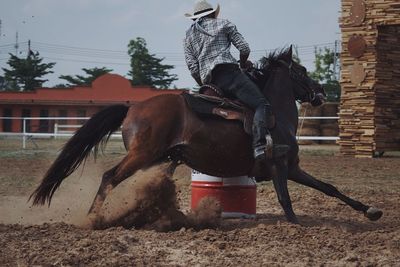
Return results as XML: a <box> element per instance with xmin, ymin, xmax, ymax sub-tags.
<box><xmin>0</xmin><ymin>116</ymin><xmax>339</xmax><ymax>149</ymax></box>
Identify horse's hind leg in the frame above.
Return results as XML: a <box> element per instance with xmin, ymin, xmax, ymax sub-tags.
<box><xmin>87</xmin><ymin>154</ymin><xmax>146</xmax><ymax>216</ymax></box>
<box><xmin>272</xmin><ymin>158</ymin><xmax>299</xmax><ymax>224</ymax></box>
<box><xmin>88</xmin><ymin>153</ymin><xmax>178</xmax><ymax>218</ymax></box>
<box><xmin>289</xmin><ymin>168</ymin><xmax>383</xmax><ymax>221</ymax></box>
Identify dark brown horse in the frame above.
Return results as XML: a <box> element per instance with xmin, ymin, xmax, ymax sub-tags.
<box><xmin>30</xmin><ymin>47</ymin><xmax>382</xmax><ymax>224</ymax></box>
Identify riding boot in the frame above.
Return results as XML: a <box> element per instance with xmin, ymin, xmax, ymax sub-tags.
<box><xmin>252</xmin><ymin>104</ymin><xmax>270</xmax><ymax>160</ymax></box>
<box><xmin>253</xmin><ymin>105</ymin><xmax>290</xmax><ymax>162</ymax></box>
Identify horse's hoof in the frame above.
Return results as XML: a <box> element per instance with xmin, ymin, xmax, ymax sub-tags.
<box><xmin>364</xmin><ymin>207</ymin><xmax>383</xmax><ymax>221</ymax></box>
<box><xmin>287</xmin><ymin>216</ymin><xmax>300</xmax><ymax>225</ymax></box>
<box><xmin>82</xmin><ymin>213</ymin><xmax>105</xmax><ymax>229</ymax></box>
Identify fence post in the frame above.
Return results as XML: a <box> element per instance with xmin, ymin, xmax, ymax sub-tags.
<box><xmin>22</xmin><ymin>118</ymin><xmax>26</xmax><ymax>149</ymax></box>
<box><xmin>54</xmin><ymin>123</ymin><xmax>58</xmax><ymax>140</ymax></box>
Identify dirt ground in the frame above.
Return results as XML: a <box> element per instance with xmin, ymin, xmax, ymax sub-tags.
<box><xmin>0</xmin><ymin>139</ymin><xmax>399</xmax><ymax>266</ymax></box>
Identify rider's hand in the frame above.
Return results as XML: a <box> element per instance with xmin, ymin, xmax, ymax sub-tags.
<box><xmin>240</xmin><ymin>60</ymin><xmax>253</xmax><ymax>71</ymax></box>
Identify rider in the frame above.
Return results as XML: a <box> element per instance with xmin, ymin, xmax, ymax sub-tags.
<box><xmin>184</xmin><ymin>1</ymin><xmax>276</xmax><ymax>163</ymax></box>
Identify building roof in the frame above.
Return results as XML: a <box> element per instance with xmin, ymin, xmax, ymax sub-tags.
<box><xmin>0</xmin><ymin>74</ymin><xmax>186</xmax><ymax>105</ymax></box>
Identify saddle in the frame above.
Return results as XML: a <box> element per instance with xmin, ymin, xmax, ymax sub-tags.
<box><xmin>182</xmin><ymin>85</ymin><xmax>254</xmax><ymax>135</ymax></box>
<box><xmin>182</xmin><ymin>68</ymin><xmax>275</xmax><ymax>135</ymax></box>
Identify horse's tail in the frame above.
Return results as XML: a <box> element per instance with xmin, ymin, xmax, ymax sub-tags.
<box><xmin>30</xmin><ymin>104</ymin><xmax>129</xmax><ymax>206</ymax></box>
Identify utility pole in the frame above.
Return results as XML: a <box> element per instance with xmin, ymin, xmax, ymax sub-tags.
<box><xmin>333</xmin><ymin>40</ymin><xmax>337</xmax><ymax>80</ymax></box>
<box><xmin>333</xmin><ymin>40</ymin><xmax>340</xmax><ymax>81</ymax></box>
<box><xmin>14</xmin><ymin>31</ymin><xmax>19</xmax><ymax>55</ymax></box>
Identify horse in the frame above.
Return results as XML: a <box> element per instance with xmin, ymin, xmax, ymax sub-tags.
<box><xmin>30</xmin><ymin>46</ymin><xmax>383</xmax><ymax>225</ymax></box>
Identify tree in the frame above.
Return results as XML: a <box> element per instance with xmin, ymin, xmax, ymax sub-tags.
<box><xmin>127</xmin><ymin>37</ymin><xmax>177</xmax><ymax>89</ymax></box>
<box><xmin>58</xmin><ymin>67</ymin><xmax>113</xmax><ymax>87</ymax></box>
<box><xmin>2</xmin><ymin>51</ymin><xmax>55</xmax><ymax>91</ymax></box>
<box><xmin>309</xmin><ymin>47</ymin><xmax>341</xmax><ymax>102</ymax></box>
<box><xmin>0</xmin><ymin>76</ymin><xmax>7</xmax><ymax>91</ymax></box>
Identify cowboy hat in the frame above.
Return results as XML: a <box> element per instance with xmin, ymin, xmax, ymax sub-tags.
<box><xmin>185</xmin><ymin>1</ymin><xmax>220</xmax><ymax>19</ymax></box>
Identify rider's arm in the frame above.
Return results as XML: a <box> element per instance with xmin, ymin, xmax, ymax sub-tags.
<box><xmin>225</xmin><ymin>21</ymin><xmax>251</xmax><ymax>69</ymax></box>
<box><xmin>240</xmin><ymin>54</ymin><xmax>250</xmax><ymax>69</ymax></box>
<box><xmin>184</xmin><ymin>41</ymin><xmax>202</xmax><ymax>86</ymax></box>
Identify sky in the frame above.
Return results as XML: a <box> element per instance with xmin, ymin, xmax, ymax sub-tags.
<box><xmin>0</xmin><ymin>0</ymin><xmax>341</xmax><ymax>89</ymax></box>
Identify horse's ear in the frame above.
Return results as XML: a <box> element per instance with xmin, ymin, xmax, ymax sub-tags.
<box><xmin>287</xmin><ymin>45</ymin><xmax>293</xmax><ymax>60</ymax></box>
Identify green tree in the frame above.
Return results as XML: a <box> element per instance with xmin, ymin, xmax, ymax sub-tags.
<box><xmin>127</xmin><ymin>37</ymin><xmax>177</xmax><ymax>89</ymax></box>
<box><xmin>58</xmin><ymin>67</ymin><xmax>113</xmax><ymax>87</ymax></box>
<box><xmin>309</xmin><ymin>47</ymin><xmax>341</xmax><ymax>102</ymax></box>
<box><xmin>0</xmin><ymin>76</ymin><xmax>8</xmax><ymax>90</ymax></box>
<box><xmin>2</xmin><ymin>51</ymin><xmax>55</xmax><ymax>91</ymax></box>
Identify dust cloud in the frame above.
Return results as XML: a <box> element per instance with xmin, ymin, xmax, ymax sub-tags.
<box><xmin>85</xmin><ymin>164</ymin><xmax>222</xmax><ymax>232</ymax></box>
<box><xmin>1</xmin><ymin>157</ymin><xmax>221</xmax><ymax>232</ymax></box>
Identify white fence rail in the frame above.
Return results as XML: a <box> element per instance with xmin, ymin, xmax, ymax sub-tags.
<box><xmin>0</xmin><ymin>116</ymin><xmax>339</xmax><ymax>149</ymax></box>
<box><xmin>0</xmin><ymin>117</ymin><xmax>122</xmax><ymax>148</ymax></box>
<box><xmin>297</xmin><ymin>116</ymin><xmax>340</xmax><ymax>141</ymax></box>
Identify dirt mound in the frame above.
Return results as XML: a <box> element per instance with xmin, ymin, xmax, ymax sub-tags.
<box><xmin>83</xmin><ymin>164</ymin><xmax>221</xmax><ymax>232</ymax></box>
<box><xmin>186</xmin><ymin>197</ymin><xmax>222</xmax><ymax>230</ymax></box>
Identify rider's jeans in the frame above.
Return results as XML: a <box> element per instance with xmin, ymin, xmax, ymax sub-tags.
<box><xmin>211</xmin><ymin>64</ymin><xmax>268</xmax><ymax>110</ymax></box>
<box><xmin>211</xmin><ymin>64</ymin><xmax>271</xmax><ymax>150</ymax></box>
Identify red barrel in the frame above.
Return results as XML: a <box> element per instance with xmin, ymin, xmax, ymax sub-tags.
<box><xmin>191</xmin><ymin>170</ymin><xmax>256</xmax><ymax>218</ymax></box>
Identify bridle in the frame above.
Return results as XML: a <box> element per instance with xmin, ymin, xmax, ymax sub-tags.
<box><xmin>277</xmin><ymin>59</ymin><xmax>318</xmax><ymax>103</ymax></box>
<box><xmin>247</xmin><ymin>58</ymin><xmax>324</xmax><ymax>105</ymax></box>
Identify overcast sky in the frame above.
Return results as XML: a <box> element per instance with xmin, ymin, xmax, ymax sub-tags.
<box><xmin>0</xmin><ymin>0</ymin><xmax>341</xmax><ymax>89</ymax></box>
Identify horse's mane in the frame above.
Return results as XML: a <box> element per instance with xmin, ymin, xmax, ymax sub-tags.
<box><xmin>258</xmin><ymin>47</ymin><xmax>292</xmax><ymax>71</ymax></box>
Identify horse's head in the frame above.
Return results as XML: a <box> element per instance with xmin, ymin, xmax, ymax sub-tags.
<box><xmin>258</xmin><ymin>46</ymin><xmax>326</xmax><ymax>107</ymax></box>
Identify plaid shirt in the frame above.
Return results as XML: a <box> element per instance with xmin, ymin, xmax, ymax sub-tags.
<box><xmin>184</xmin><ymin>17</ymin><xmax>250</xmax><ymax>84</ymax></box>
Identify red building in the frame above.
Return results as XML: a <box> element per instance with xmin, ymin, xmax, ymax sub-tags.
<box><xmin>0</xmin><ymin>74</ymin><xmax>186</xmax><ymax>133</ymax></box>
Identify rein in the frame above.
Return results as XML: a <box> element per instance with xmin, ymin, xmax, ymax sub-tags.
<box><xmin>277</xmin><ymin>59</ymin><xmax>317</xmax><ymax>103</ymax></box>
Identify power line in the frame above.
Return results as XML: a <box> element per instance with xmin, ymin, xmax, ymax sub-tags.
<box><xmin>0</xmin><ymin>40</ymin><xmax>340</xmax><ymax>68</ymax></box>
<box><xmin>43</xmin><ymin>57</ymin><xmax>130</xmax><ymax>66</ymax></box>
<box><xmin>1</xmin><ymin>40</ymin><xmax>338</xmax><ymax>57</ymax></box>
<box><xmin>0</xmin><ymin>42</ymin><xmax>29</xmax><ymax>48</ymax></box>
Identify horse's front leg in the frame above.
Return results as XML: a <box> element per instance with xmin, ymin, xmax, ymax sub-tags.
<box><xmin>272</xmin><ymin>157</ymin><xmax>299</xmax><ymax>224</ymax></box>
<box><xmin>289</xmin><ymin>168</ymin><xmax>383</xmax><ymax>221</ymax></box>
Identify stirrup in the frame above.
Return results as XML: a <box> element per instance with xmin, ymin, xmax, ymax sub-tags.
<box><xmin>254</xmin><ymin>135</ymin><xmax>273</xmax><ymax>160</ymax></box>
<box><xmin>265</xmin><ymin>135</ymin><xmax>273</xmax><ymax>159</ymax></box>
<box><xmin>254</xmin><ymin>144</ymin><xmax>290</xmax><ymax>162</ymax></box>
<box><xmin>254</xmin><ymin>145</ymin><xmax>266</xmax><ymax>160</ymax></box>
